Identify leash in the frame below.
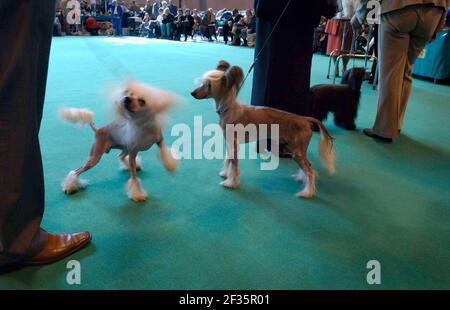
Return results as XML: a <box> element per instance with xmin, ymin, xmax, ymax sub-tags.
<box><xmin>82</xmin><ymin>0</ymin><xmax>292</xmax><ymax>88</ymax></box>
<box><xmin>236</xmin><ymin>0</ymin><xmax>292</xmax><ymax>95</ymax></box>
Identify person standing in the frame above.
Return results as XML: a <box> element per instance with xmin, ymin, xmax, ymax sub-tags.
<box><xmin>251</xmin><ymin>0</ymin><xmax>337</xmax><ymax>155</ymax></box>
<box><xmin>90</xmin><ymin>0</ymin><xmax>97</xmax><ymax>14</ymax></box>
<box><xmin>352</xmin><ymin>0</ymin><xmax>449</xmax><ymax>142</ymax></box>
<box><xmin>168</xmin><ymin>0</ymin><xmax>178</xmax><ymax>16</ymax></box>
<box><xmin>161</xmin><ymin>7</ymin><xmax>174</xmax><ymax>39</ymax></box>
<box><xmin>151</xmin><ymin>0</ymin><xmax>161</xmax><ymax>19</ymax></box>
<box><xmin>109</xmin><ymin>0</ymin><xmax>123</xmax><ymax>36</ymax></box>
<box><xmin>0</xmin><ymin>0</ymin><xmax>91</xmax><ymax>271</ymax></box>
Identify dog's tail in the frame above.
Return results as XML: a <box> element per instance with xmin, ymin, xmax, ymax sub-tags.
<box><xmin>59</xmin><ymin>107</ymin><xmax>98</xmax><ymax>132</ymax></box>
<box><xmin>306</xmin><ymin>117</ymin><xmax>336</xmax><ymax>175</ymax></box>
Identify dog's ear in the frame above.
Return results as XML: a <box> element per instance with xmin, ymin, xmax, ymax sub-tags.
<box><xmin>217</xmin><ymin>60</ymin><xmax>231</xmax><ymax>71</ymax></box>
<box><xmin>225</xmin><ymin>66</ymin><xmax>244</xmax><ymax>90</ymax></box>
<box><xmin>221</xmin><ymin>75</ymin><xmax>227</xmax><ymax>87</ymax></box>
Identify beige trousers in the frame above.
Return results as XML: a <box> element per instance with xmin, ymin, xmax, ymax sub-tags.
<box><xmin>373</xmin><ymin>5</ymin><xmax>445</xmax><ymax>139</ymax></box>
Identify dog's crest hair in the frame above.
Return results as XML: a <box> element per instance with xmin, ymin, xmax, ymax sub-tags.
<box><xmin>124</xmin><ymin>80</ymin><xmax>178</xmax><ymax>114</ymax></box>
<box><xmin>217</xmin><ymin>60</ymin><xmax>231</xmax><ymax>71</ymax></box>
<box><xmin>202</xmin><ymin>70</ymin><xmax>225</xmax><ymax>81</ymax></box>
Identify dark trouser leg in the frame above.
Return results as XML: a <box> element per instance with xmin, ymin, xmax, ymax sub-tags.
<box><xmin>252</xmin><ymin>18</ymin><xmax>314</xmax><ymax>153</ymax></box>
<box><xmin>251</xmin><ymin>19</ymin><xmax>313</xmax><ymax>114</ymax></box>
<box><xmin>223</xmin><ymin>24</ymin><xmax>229</xmax><ymax>43</ymax></box>
<box><xmin>0</xmin><ymin>0</ymin><xmax>55</xmax><ymax>267</ymax></box>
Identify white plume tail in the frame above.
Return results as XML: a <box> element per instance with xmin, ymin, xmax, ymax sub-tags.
<box><xmin>60</xmin><ymin>107</ymin><xmax>97</xmax><ymax>132</ymax></box>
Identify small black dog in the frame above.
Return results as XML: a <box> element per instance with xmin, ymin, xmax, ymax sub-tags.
<box><xmin>309</xmin><ymin>68</ymin><xmax>366</xmax><ymax>130</ymax></box>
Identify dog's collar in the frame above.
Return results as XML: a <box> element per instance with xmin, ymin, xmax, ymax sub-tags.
<box><xmin>216</xmin><ymin>106</ymin><xmax>229</xmax><ymax>115</ymax></box>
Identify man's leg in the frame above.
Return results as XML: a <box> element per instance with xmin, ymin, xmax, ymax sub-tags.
<box><xmin>0</xmin><ymin>0</ymin><xmax>90</xmax><ymax>269</ymax></box>
<box><xmin>223</xmin><ymin>24</ymin><xmax>229</xmax><ymax>44</ymax></box>
<box><xmin>398</xmin><ymin>6</ymin><xmax>444</xmax><ymax>129</ymax></box>
<box><xmin>372</xmin><ymin>10</ymin><xmax>413</xmax><ymax>139</ymax></box>
<box><xmin>0</xmin><ymin>0</ymin><xmax>55</xmax><ymax>267</ymax></box>
<box><xmin>372</xmin><ymin>6</ymin><xmax>444</xmax><ymax>138</ymax></box>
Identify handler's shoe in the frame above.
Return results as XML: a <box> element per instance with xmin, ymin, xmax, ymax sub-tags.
<box><xmin>24</xmin><ymin>232</ymin><xmax>91</xmax><ymax>266</ymax></box>
<box><xmin>363</xmin><ymin>128</ymin><xmax>393</xmax><ymax>143</ymax></box>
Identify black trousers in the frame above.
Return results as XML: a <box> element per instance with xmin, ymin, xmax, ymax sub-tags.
<box><xmin>0</xmin><ymin>0</ymin><xmax>55</xmax><ymax>266</ymax></box>
<box><xmin>222</xmin><ymin>23</ymin><xmax>230</xmax><ymax>43</ymax></box>
<box><xmin>251</xmin><ymin>18</ymin><xmax>314</xmax><ymax>116</ymax></box>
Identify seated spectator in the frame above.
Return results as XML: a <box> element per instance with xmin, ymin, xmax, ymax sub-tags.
<box><xmin>230</xmin><ymin>9</ymin><xmax>243</xmax><ymax>45</ymax></box>
<box><xmin>192</xmin><ymin>9</ymin><xmax>202</xmax><ymax>40</ymax></box>
<box><xmin>85</xmin><ymin>15</ymin><xmax>100</xmax><ymax>35</ymax></box>
<box><xmin>247</xmin><ymin>10</ymin><xmax>256</xmax><ymax>47</ymax></box>
<box><xmin>156</xmin><ymin>7</ymin><xmax>164</xmax><ymax>22</ymax></box>
<box><xmin>160</xmin><ymin>7</ymin><xmax>174</xmax><ymax>39</ymax></box>
<box><xmin>129</xmin><ymin>1</ymin><xmax>140</xmax><ymax>15</ymax></box>
<box><xmin>240</xmin><ymin>9</ymin><xmax>255</xmax><ymax>46</ymax></box>
<box><xmin>173</xmin><ymin>8</ymin><xmax>185</xmax><ymax>41</ymax></box>
<box><xmin>202</xmin><ymin>8</ymin><xmax>217</xmax><ymax>42</ymax></box>
<box><xmin>146</xmin><ymin>8</ymin><xmax>163</xmax><ymax>38</ymax></box>
<box><xmin>139</xmin><ymin>12</ymin><xmax>151</xmax><ymax>36</ymax></box>
<box><xmin>181</xmin><ymin>8</ymin><xmax>194</xmax><ymax>41</ymax></box>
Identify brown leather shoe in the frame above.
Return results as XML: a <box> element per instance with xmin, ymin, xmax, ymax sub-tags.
<box><xmin>24</xmin><ymin>232</ymin><xmax>91</xmax><ymax>266</ymax></box>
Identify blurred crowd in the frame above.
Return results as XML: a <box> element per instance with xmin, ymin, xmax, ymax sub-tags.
<box><xmin>55</xmin><ymin>0</ymin><xmax>256</xmax><ymax>47</ymax></box>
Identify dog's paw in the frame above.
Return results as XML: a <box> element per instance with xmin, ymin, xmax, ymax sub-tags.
<box><xmin>120</xmin><ymin>155</ymin><xmax>142</xmax><ymax>171</ymax></box>
<box><xmin>127</xmin><ymin>178</ymin><xmax>147</xmax><ymax>202</ymax></box>
<box><xmin>219</xmin><ymin>170</ymin><xmax>228</xmax><ymax>178</ymax></box>
<box><xmin>61</xmin><ymin>171</ymin><xmax>88</xmax><ymax>195</ymax></box>
<box><xmin>296</xmin><ymin>190</ymin><xmax>314</xmax><ymax>199</ymax></box>
<box><xmin>131</xmin><ymin>191</ymin><xmax>147</xmax><ymax>202</ymax></box>
<box><xmin>220</xmin><ymin>179</ymin><xmax>238</xmax><ymax>189</ymax></box>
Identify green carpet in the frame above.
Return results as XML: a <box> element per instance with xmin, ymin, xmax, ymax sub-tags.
<box><xmin>1</xmin><ymin>37</ymin><xmax>449</xmax><ymax>289</ymax></box>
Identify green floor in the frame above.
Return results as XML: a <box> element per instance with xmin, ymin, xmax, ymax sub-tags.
<box><xmin>1</xmin><ymin>37</ymin><xmax>449</xmax><ymax>289</ymax></box>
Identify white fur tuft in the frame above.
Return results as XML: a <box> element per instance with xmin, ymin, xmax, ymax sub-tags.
<box><xmin>60</xmin><ymin>107</ymin><xmax>94</xmax><ymax>125</ymax></box>
<box><xmin>297</xmin><ymin>170</ymin><xmax>317</xmax><ymax>199</ymax></box>
<box><xmin>319</xmin><ymin>134</ymin><xmax>336</xmax><ymax>175</ymax></box>
<box><xmin>124</xmin><ymin>80</ymin><xmax>180</xmax><ymax>114</ymax></box>
<box><xmin>61</xmin><ymin>171</ymin><xmax>88</xmax><ymax>194</ymax></box>
<box><xmin>126</xmin><ymin>178</ymin><xmax>147</xmax><ymax>202</ymax></box>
